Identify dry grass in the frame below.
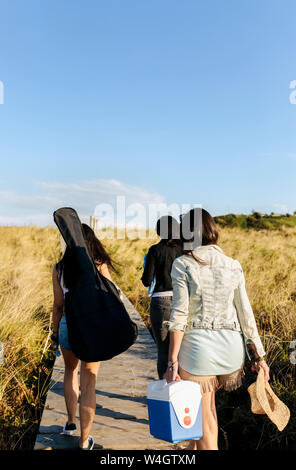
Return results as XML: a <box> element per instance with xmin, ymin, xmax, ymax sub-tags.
<box><xmin>0</xmin><ymin>225</ymin><xmax>295</xmax><ymax>449</ymax></box>
<box><xmin>219</xmin><ymin>227</ymin><xmax>296</xmax><ymax>367</ymax></box>
<box><xmin>0</xmin><ymin>226</ymin><xmax>61</xmax><ymax>449</ymax></box>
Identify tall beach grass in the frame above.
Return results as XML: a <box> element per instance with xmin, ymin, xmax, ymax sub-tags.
<box><xmin>0</xmin><ymin>226</ymin><xmax>60</xmax><ymax>449</ymax></box>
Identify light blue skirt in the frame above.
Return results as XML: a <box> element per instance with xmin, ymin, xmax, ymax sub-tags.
<box><xmin>178</xmin><ymin>328</ymin><xmax>245</xmax><ymax>376</ymax></box>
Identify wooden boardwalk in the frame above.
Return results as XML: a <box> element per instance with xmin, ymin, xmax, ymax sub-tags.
<box><xmin>34</xmin><ymin>295</ymin><xmax>180</xmax><ymax>450</ymax></box>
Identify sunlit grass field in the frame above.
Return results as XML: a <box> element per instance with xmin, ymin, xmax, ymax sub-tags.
<box><xmin>0</xmin><ymin>226</ymin><xmax>60</xmax><ymax>449</ymax></box>
<box><xmin>0</xmin><ymin>225</ymin><xmax>295</xmax><ymax>449</ymax></box>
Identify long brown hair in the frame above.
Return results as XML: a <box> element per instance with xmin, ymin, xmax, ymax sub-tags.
<box><xmin>56</xmin><ymin>224</ymin><xmax>118</xmax><ymax>288</ymax></box>
<box><xmin>81</xmin><ymin>224</ymin><xmax>117</xmax><ymax>270</ymax></box>
<box><xmin>180</xmin><ymin>208</ymin><xmax>219</xmax><ymax>265</ymax></box>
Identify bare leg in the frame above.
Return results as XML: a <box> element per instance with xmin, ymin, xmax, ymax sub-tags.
<box><xmin>196</xmin><ymin>391</ymin><xmax>218</xmax><ymax>450</ymax></box>
<box><xmin>79</xmin><ymin>360</ymin><xmax>100</xmax><ymax>448</ymax></box>
<box><xmin>179</xmin><ymin>367</ymin><xmax>218</xmax><ymax>451</ymax></box>
<box><xmin>184</xmin><ymin>440</ymin><xmax>198</xmax><ymax>450</ymax></box>
<box><xmin>61</xmin><ymin>348</ymin><xmax>80</xmax><ymax>425</ymax></box>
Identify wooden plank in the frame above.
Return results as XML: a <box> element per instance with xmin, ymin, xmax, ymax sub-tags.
<box><xmin>34</xmin><ymin>295</ymin><xmax>179</xmax><ymax>450</ymax></box>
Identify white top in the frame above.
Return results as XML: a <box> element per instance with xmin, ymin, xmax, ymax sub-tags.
<box><xmin>152</xmin><ymin>291</ymin><xmax>173</xmax><ymax>298</ymax></box>
<box><xmin>59</xmin><ymin>269</ymin><xmax>69</xmax><ymax>295</ymax></box>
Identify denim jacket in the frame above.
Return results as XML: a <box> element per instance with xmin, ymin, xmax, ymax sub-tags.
<box><xmin>163</xmin><ymin>245</ymin><xmax>265</xmax><ymax>359</ymax></box>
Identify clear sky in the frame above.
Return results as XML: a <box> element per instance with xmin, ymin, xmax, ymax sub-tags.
<box><xmin>0</xmin><ymin>0</ymin><xmax>296</xmax><ymax>226</ymax></box>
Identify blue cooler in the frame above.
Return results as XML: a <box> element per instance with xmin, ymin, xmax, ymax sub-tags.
<box><xmin>147</xmin><ymin>379</ymin><xmax>203</xmax><ymax>443</ymax></box>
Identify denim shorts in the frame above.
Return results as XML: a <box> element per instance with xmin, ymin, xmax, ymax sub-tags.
<box><xmin>58</xmin><ymin>315</ymin><xmax>71</xmax><ymax>351</ymax></box>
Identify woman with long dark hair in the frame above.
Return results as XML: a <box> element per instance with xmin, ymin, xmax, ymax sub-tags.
<box><xmin>164</xmin><ymin>208</ymin><xmax>270</xmax><ymax>450</ymax></box>
<box><xmin>51</xmin><ymin>224</ymin><xmax>117</xmax><ymax>450</ymax></box>
<box><xmin>141</xmin><ymin>215</ymin><xmax>182</xmax><ymax>379</ymax></box>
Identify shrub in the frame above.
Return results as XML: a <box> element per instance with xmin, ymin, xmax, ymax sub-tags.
<box><xmin>246</xmin><ymin>216</ymin><xmax>269</xmax><ymax>230</ymax></box>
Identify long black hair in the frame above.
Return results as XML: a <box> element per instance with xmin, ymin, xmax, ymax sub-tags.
<box><xmin>156</xmin><ymin>216</ymin><xmax>181</xmax><ymax>247</ymax></box>
<box><xmin>56</xmin><ymin>223</ymin><xmax>117</xmax><ymax>289</ymax></box>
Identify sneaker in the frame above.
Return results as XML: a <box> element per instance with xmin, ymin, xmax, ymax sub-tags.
<box><xmin>63</xmin><ymin>422</ymin><xmax>77</xmax><ymax>436</ymax></box>
<box><xmin>79</xmin><ymin>435</ymin><xmax>94</xmax><ymax>451</ymax></box>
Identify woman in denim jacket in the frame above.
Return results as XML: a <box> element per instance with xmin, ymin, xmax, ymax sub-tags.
<box><xmin>164</xmin><ymin>209</ymin><xmax>270</xmax><ymax>450</ymax></box>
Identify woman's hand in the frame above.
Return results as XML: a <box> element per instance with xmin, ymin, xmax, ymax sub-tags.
<box><xmin>253</xmin><ymin>359</ymin><xmax>270</xmax><ymax>381</ymax></box>
<box><xmin>165</xmin><ymin>361</ymin><xmax>180</xmax><ymax>383</ymax></box>
<box><xmin>50</xmin><ymin>333</ymin><xmax>59</xmax><ymax>351</ymax></box>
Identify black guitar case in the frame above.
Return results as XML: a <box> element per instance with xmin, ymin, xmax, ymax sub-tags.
<box><xmin>53</xmin><ymin>207</ymin><xmax>138</xmax><ymax>362</ymax></box>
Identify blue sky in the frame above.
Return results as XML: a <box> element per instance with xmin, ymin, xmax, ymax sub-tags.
<box><xmin>0</xmin><ymin>0</ymin><xmax>296</xmax><ymax>226</ymax></box>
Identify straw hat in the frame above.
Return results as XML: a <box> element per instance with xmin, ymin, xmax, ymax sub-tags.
<box><xmin>247</xmin><ymin>368</ymin><xmax>290</xmax><ymax>431</ymax></box>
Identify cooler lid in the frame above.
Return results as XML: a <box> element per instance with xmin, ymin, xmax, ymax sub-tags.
<box><xmin>147</xmin><ymin>380</ymin><xmax>202</xmax><ymax>429</ymax></box>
